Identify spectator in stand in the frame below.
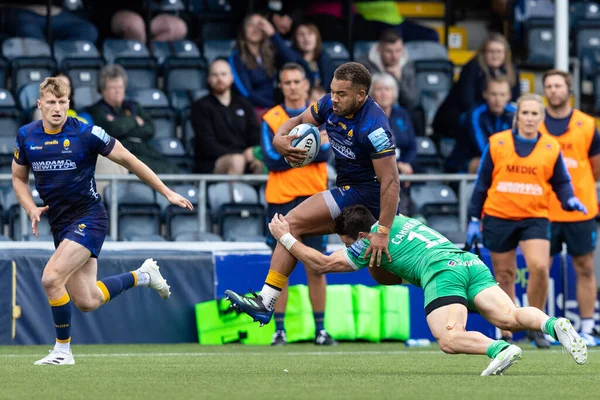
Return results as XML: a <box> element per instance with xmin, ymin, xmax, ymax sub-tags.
<box><xmin>93</xmin><ymin>1</ymin><xmax>187</xmax><ymax>44</ymax></box>
<box><xmin>2</xmin><ymin>2</ymin><xmax>98</xmax><ymax>42</ymax></box>
<box><xmin>433</xmin><ymin>32</ymin><xmax>520</xmax><ymax>141</ymax></box>
<box><xmin>309</xmin><ymin>85</ymin><xmax>327</xmax><ymax>104</ymax></box>
<box><xmin>86</xmin><ymin>64</ymin><xmax>180</xmax><ymax>174</ymax></box>
<box><xmin>191</xmin><ymin>59</ymin><xmax>263</xmax><ymax>175</ymax></box>
<box><xmin>291</xmin><ymin>22</ymin><xmax>334</xmax><ymax>92</ymax></box>
<box><xmin>369</xmin><ymin>73</ymin><xmax>416</xmax><ymax>215</ymax></box>
<box><xmin>445</xmin><ymin>76</ymin><xmax>516</xmax><ymax>173</ymax></box>
<box><xmin>229</xmin><ymin>13</ymin><xmax>301</xmax><ymax>115</ymax></box>
<box><xmin>357</xmin><ymin>30</ymin><xmax>417</xmax><ymax>112</ymax></box>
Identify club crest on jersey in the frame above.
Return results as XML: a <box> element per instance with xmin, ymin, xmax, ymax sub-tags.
<box><xmin>63</xmin><ymin>139</ymin><xmax>70</xmax><ymax>150</ymax></box>
<box><xmin>78</xmin><ymin>224</ymin><xmax>86</xmax><ymax>231</ymax></box>
<box><xmin>347</xmin><ymin>129</ymin><xmax>353</xmax><ymax>138</ymax></box>
<box><xmin>448</xmin><ymin>260</ymin><xmax>456</xmax><ymax>266</ymax></box>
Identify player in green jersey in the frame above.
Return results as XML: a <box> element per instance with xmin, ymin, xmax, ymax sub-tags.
<box><xmin>266</xmin><ymin>205</ymin><xmax>588</xmax><ymax>376</ymax></box>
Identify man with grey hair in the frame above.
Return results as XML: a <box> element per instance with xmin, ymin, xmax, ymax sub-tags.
<box><xmin>87</xmin><ymin>64</ymin><xmax>180</xmax><ymax>174</ymax></box>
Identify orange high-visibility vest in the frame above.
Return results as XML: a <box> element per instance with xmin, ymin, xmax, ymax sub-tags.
<box><xmin>539</xmin><ymin>109</ymin><xmax>598</xmax><ymax>222</ymax></box>
<box><xmin>483</xmin><ymin>130</ymin><xmax>561</xmax><ymax>220</ymax></box>
<box><xmin>263</xmin><ymin>105</ymin><xmax>328</xmax><ymax>204</ymax></box>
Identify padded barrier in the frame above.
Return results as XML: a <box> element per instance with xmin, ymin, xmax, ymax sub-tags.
<box><xmin>195</xmin><ymin>284</ymin><xmax>411</xmax><ymax>345</ymax></box>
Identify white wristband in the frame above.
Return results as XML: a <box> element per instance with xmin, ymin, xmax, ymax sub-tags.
<box><xmin>279</xmin><ymin>233</ymin><xmax>298</xmax><ymax>251</ymax></box>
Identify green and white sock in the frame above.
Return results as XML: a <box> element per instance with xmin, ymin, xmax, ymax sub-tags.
<box><xmin>541</xmin><ymin>317</ymin><xmax>558</xmax><ymax>341</ymax></box>
<box><xmin>486</xmin><ymin>340</ymin><xmax>510</xmax><ymax>359</ymax></box>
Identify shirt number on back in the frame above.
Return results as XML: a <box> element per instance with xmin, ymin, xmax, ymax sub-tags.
<box><xmin>407</xmin><ymin>225</ymin><xmax>449</xmax><ymax>249</ymax></box>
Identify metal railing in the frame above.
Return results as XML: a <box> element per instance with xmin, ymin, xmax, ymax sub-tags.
<box><xmin>0</xmin><ymin>173</ymin><xmax>478</xmax><ymax>241</ymax></box>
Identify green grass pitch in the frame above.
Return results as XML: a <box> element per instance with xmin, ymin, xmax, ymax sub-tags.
<box><xmin>1</xmin><ymin>343</ymin><xmax>599</xmax><ymax>399</ymax></box>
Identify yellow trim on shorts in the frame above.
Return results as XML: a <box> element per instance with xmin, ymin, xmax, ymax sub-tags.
<box><xmin>48</xmin><ymin>292</ymin><xmax>70</xmax><ymax>307</ymax></box>
<box><xmin>96</xmin><ymin>281</ymin><xmax>110</xmax><ymax>303</ymax></box>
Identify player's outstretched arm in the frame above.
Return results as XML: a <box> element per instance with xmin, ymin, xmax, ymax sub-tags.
<box><xmin>272</xmin><ymin>107</ymin><xmax>319</xmax><ymax>163</ymax></box>
<box><xmin>106</xmin><ymin>140</ymin><xmax>194</xmax><ymax>210</ymax></box>
<box><xmin>12</xmin><ymin>160</ymin><xmax>48</xmax><ymax>238</ymax></box>
<box><xmin>268</xmin><ymin>213</ymin><xmax>353</xmax><ymax>273</ymax></box>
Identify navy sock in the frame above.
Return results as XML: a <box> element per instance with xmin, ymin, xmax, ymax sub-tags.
<box><xmin>274</xmin><ymin>312</ymin><xmax>285</xmax><ymax>331</ymax></box>
<box><xmin>49</xmin><ymin>293</ymin><xmax>72</xmax><ymax>343</ymax></box>
<box><xmin>314</xmin><ymin>312</ymin><xmax>325</xmax><ymax>332</ymax></box>
<box><xmin>97</xmin><ymin>272</ymin><xmax>136</xmax><ymax>303</ymax></box>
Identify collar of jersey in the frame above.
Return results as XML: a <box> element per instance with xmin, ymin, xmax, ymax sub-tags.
<box><xmin>43</xmin><ymin>127</ymin><xmax>62</xmax><ymax>134</ymax></box>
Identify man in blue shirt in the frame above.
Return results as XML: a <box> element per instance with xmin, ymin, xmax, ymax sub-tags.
<box><xmin>12</xmin><ymin>77</ymin><xmax>193</xmax><ymax>365</ymax></box>
<box><xmin>225</xmin><ymin>62</ymin><xmax>401</xmax><ymax>325</ymax></box>
<box><xmin>446</xmin><ymin>76</ymin><xmax>515</xmax><ymax>173</ymax></box>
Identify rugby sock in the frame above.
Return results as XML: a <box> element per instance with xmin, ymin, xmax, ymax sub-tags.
<box><xmin>541</xmin><ymin>317</ymin><xmax>558</xmax><ymax>341</ymax></box>
<box><xmin>49</xmin><ymin>292</ymin><xmax>72</xmax><ymax>352</ymax></box>
<box><xmin>314</xmin><ymin>312</ymin><xmax>325</xmax><ymax>332</ymax></box>
<box><xmin>581</xmin><ymin>318</ymin><xmax>595</xmax><ymax>334</ymax></box>
<box><xmin>485</xmin><ymin>340</ymin><xmax>510</xmax><ymax>359</ymax></box>
<box><xmin>274</xmin><ymin>313</ymin><xmax>285</xmax><ymax>331</ymax></box>
<box><xmin>261</xmin><ymin>270</ymin><xmax>288</xmax><ymax>310</ymax></box>
<box><xmin>96</xmin><ymin>272</ymin><xmax>136</xmax><ymax>303</ymax></box>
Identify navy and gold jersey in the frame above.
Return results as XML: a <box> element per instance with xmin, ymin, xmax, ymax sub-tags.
<box><xmin>13</xmin><ymin>117</ymin><xmax>116</xmax><ymax>227</ymax></box>
<box><xmin>311</xmin><ymin>94</ymin><xmax>395</xmax><ymax>187</ymax></box>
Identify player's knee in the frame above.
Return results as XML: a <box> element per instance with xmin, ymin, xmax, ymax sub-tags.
<box><xmin>41</xmin><ymin>271</ymin><xmax>65</xmax><ymax>291</ymax></box>
<box><xmin>527</xmin><ymin>260</ymin><xmax>549</xmax><ymax>276</ymax></box>
<box><xmin>574</xmin><ymin>256</ymin><xmax>595</xmax><ymax>277</ymax></box>
<box><xmin>437</xmin><ymin>335</ymin><xmax>458</xmax><ymax>354</ymax></box>
<box><xmin>73</xmin><ymin>297</ymin><xmax>101</xmax><ymax>313</ymax></box>
<box><xmin>229</xmin><ymin>154</ymin><xmax>246</xmax><ymax>174</ymax></box>
<box><xmin>493</xmin><ymin>268</ymin><xmax>516</xmax><ymax>285</ymax></box>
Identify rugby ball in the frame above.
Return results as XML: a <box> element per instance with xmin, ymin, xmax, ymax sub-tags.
<box><xmin>285</xmin><ymin>123</ymin><xmax>321</xmax><ymax>168</ymax></box>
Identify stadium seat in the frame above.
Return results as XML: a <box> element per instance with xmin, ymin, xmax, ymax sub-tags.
<box><xmin>151</xmin><ymin>0</ymin><xmax>186</xmax><ymax>12</ymax></box>
<box><xmin>0</xmin><ymin>136</ymin><xmax>14</xmax><ymax>168</ymax></box>
<box><xmin>404</xmin><ymin>41</ymin><xmax>448</xmax><ymax>62</ymax></box>
<box><xmin>322</xmin><ymin>41</ymin><xmax>351</xmax><ymax>69</ymax></box>
<box><xmin>207</xmin><ymin>182</ymin><xmax>265</xmax><ymax>240</ymax></box>
<box><xmin>352</xmin><ymin>41</ymin><xmax>375</xmax><ymax>61</ymax></box>
<box><xmin>203</xmin><ymin>40</ymin><xmax>235</xmax><ymax>62</ymax></box>
<box><xmin>438</xmin><ymin>137</ymin><xmax>455</xmax><ymax>160</ymax></box>
<box><xmin>148</xmin><ymin>137</ymin><xmax>192</xmax><ymax>171</ymax></box>
<box><xmin>53</xmin><ymin>40</ymin><xmax>104</xmax><ymax>91</ymax></box>
<box><xmin>0</xmin><ymin>56</ymin><xmax>7</xmax><ymax>89</ymax></box>
<box><xmin>72</xmin><ymin>86</ymin><xmax>101</xmax><ymax>110</ymax></box>
<box><xmin>123</xmin><ymin>234</ymin><xmax>166</xmax><ymax>242</ymax></box>
<box><xmin>411</xmin><ymin>183</ymin><xmax>459</xmax><ymax>216</ymax></box>
<box><xmin>62</xmin><ymin>0</ymin><xmax>84</xmax><ymax>11</ymax></box>
<box><xmin>2</xmin><ymin>37</ymin><xmax>56</xmax><ymax>94</ymax></box>
<box><xmin>201</xmin><ymin>20</ymin><xmax>238</xmax><ymax>41</ymax></box>
<box><xmin>171</xmin><ymin>88</ymin><xmax>208</xmax><ymax>114</ymax></box>
<box><xmin>0</xmin><ymin>89</ymin><xmax>21</xmax><ymax>138</ymax></box>
<box><xmin>426</xmin><ymin>214</ymin><xmax>463</xmax><ymax>243</ymax></box>
<box><xmin>569</xmin><ymin>1</ymin><xmax>600</xmax><ymax>33</ymax></box>
<box><xmin>127</xmin><ymin>88</ymin><xmax>177</xmax><ymax>139</ymax></box>
<box><xmin>104</xmin><ymin>182</ymin><xmax>161</xmax><ymax>241</ymax></box>
<box><xmin>575</xmin><ymin>20</ymin><xmax>600</xmax><ymax>58</ymax></box>
<box><xmin>413</xmin><ymin>60</ymin><xmax>454</xmax><ymax>127</ymax></box>
<box><xmin>10</xmin><ymin>206</ymin><xmax>51</xmax><ymax>240</ymax></box>
<box><xmin>103</xmin><ymin>40</ymin><xmax>158</xmax><ymax>89</ymax></box>
<box><xmin>524</xmin><ymin>18</ymin><xmax>555</xmax><ymax>67</ymax></box>
<box><xmin>174</xmin><ymin>231</ymin><xmax>223</xmax><ymax>241</ymax></box>
<box><xmin>17</xmin><ymin>82</ymin><xmax>40</xmax><ymax>116</ymax></box>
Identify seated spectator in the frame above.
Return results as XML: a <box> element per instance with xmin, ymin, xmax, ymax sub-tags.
<box><xmin>357</xmin><ymin>30</ymin><xmax>417</xmax><ymax>111</ymax></box>
<box><xmin>229</xmin><ymin>13</ymin><xmax>300</xmax><ymax>114</ymax></box>
<box><xmin>2</xmin><ymin>2</ymin><xmax>98</xmax><ymax>42</ymax></box>
<box><xmin>309</xmin><ymin>85</ymin><xmax>327</xmax><ymax>104</ymax></box>
<box><xmin>445</xmin><ymin>76</ymin><xmax>516</xmax><ymax>173</ymax></box>
<box><xmin>86</xmin><ymin>64</ymin><xmax>180</xmax><ymax>174</ymax></box>
<box><xmin>369</xmin><ymin>73</ymin><xmax>416</xmax><ymax>215</ymax></box>
<box><xmin>32</xmin><ymin>72</ymin><xmax>92</xmax><ymax>124</ymax></box>
<box><xmin>191</xmin><ymin>59</ymin><xmax>263</xmax><ymax>175</ymax></box>
<box><xmin>433</xmin><ymin>32</ymin><xmax>520</xmax><ymax>140</ymax></box>
<box><xmin>93</xmin><ymin>1</ymin><xmax>187</xmax><ymax>44</ymax></box>
<box><xmin>291</xmin><ymin>22</ymin><xmax>334</xmax><ymax>91</ymax></box>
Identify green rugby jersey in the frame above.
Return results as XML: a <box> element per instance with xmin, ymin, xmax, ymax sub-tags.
<box><xmin>343</xmin><ymin>215</ymin><xmax>470</xmax><ymax>287</ymax></box>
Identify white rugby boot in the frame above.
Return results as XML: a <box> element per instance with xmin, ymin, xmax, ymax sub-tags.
<box><xmin>137</xmin><ymin>258</ymin><xmax>171</xmax><ymax>300</ymax></box>
<box><xmin>481</xmin><ymin>344</ymin><xmax>522</xmax><ymax>376</ymax></box>
<box><xmin>33</xmin><ymin>349</ymin><xmax>75</xmax><ymax>365</ymax></box>
<box><xmin>555</xmin><ymin>318</ymin><xmax>588</xmax><ymax>365</ymax></box>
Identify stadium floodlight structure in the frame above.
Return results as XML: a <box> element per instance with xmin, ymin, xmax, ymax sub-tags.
<box><xmin>555</xmin><ymin>0</ymin><xmax>569</xmax><ymax>71</ymax></box>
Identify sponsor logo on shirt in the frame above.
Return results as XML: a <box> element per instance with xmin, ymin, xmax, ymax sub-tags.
<box><xmin>29</xmin><ymin>145</ymin><xmax>43</xmax><ymax>150</ymax></box>
<box><xmin>448</xmin><ymin>259</ymin><xmax>484</xmax><ymax>267</ymax></box>
<box><xmin>330</xmin><ymin>140</ymin><xmax>356</xmax><ymax>159</ymax></box>
<box><xmin>91</xmin><ymin>125</ymin><xmax>110</xmax><ymax>145</ymax></box>
<box><xmin>337</xmin><ymin>121</ymin><xmax>347</xmax><ymax>131</ymax></box>
<box><xmin>44</xmin><ymin>140</ymin><xmax>58</xmax><ymax>145</ymax></box>
<box><xmin>496</xmin><ymin>181</ymin><xmax>543</xmax><ymax>195</ymax></box>
<box><xmin>31</xmin><ymin>160</ymin><xmax>77</xmax><ymax>171</ymax></box>
<box><xmin>564</xmin><ymin>157</ymin><xmax>578</xmax><ymax>169</ymax></box>
<box><xmin>368</xmin><ymin>127</ymin><xmax>391</xmax><ymax>152</ymax></box>
<box><xmin>348</xmin><ymin>240</ymin><xmax>366</xmax><ymax>258</ymax></box>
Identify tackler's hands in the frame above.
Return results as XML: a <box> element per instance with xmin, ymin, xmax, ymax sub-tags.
<box><xmin>273</xmin><ymin>130</ymin><xmax>307</xmax><ymax>164</ymax></box>
<box><xmin>268</xmin><ymin>213</ymin><xmax>290</xmax><ymax>241</ymax></box>
<box><xmin>28</xmin><ymin>205</ymin><xmax>49</xmax><ymax>238</ymax></box>
<box><xmin>364</xmin><ymin>231</ymin><xmax>391</xmax><ymax>268</ymax></box>
<box><xmin>166</xmin><ymin>190</ymin><xmax>194</xmax><ymax>211</ymax></box>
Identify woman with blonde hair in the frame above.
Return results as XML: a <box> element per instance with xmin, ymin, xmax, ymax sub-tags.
<box><xmin>433</xmin><ymin>32</ymin><xmax>521</xmax><ymax>140</ymax></box>
<box><xmin>466</xmin><ymin>94</ymin><xmax>587</xmax><ymax>348</ymax></box>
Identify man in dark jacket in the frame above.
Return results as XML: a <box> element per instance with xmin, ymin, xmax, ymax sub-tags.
<box><xmin>445</xmin><ymin>76</ymin><xmax>516</xmax><ymax>173</ymax></box>
<box><xmin>87</xmin><ymin>64</ymin><xmax>180</xmax><ymax>174</ymax></box>
<box><xmin>191</xmin><ymin>59</ymin><xmax>263</xmax><ymax>174</ymax></box>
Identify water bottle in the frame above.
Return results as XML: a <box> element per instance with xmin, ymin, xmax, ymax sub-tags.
<box><xmin>405</xmin><ymin>339</ymin><xmax>431</xmax><ymax>347</ymax></box>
